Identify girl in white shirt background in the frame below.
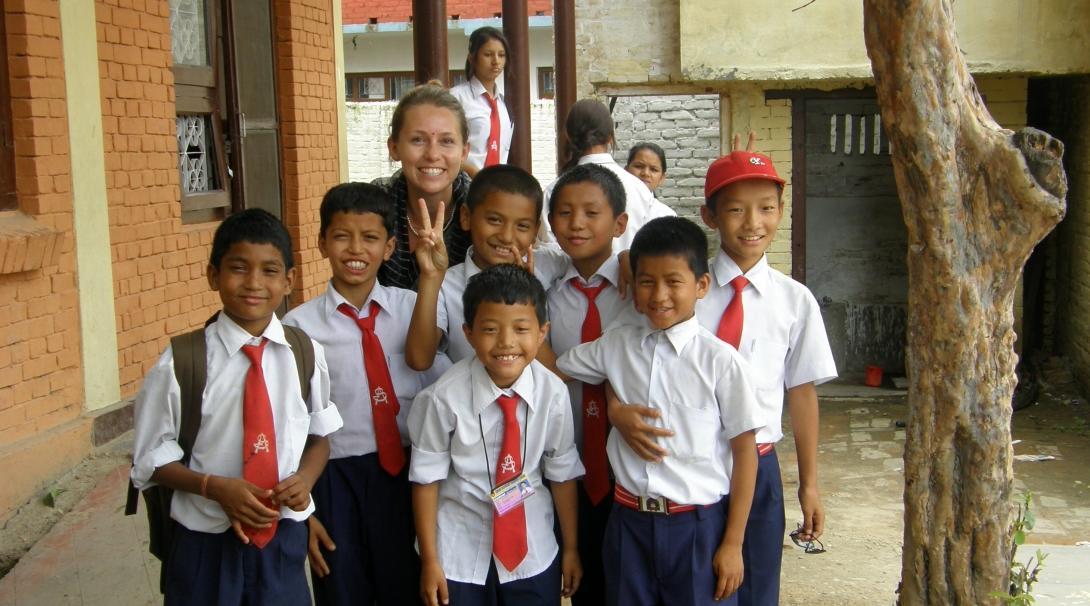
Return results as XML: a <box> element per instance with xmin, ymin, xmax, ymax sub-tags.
<box><xmin>449</xmin><ymin>27</ymin><xmax>514</xmax><ymax>175</ymax></box>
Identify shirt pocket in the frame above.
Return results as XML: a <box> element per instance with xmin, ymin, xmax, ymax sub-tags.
<box><xmin>747</xmin><ymin>339</ymin><xmax>789</xmax><ymax>391</ymax></box>
<box><xmin>283</xmin><ymin>410</ymin><xmax>313</xmax><ymax>477</ymax></box>
<box><xmin>386</xmin><ymin>353</ymin><xmax>429</xmax><ymax>407</ymax></box>
<box><xmin>667</xmin><ymin>401</ymin><xmax>722</xmax><ymax>462</ymax></box>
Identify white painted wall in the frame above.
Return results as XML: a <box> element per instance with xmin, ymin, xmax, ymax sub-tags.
<box><xmin>343</xmin><ymin>26</ymin><xmax>555</xmax><ymax>98</ymax></box>
<box><xmin>346</xmin><ymin>100</ymin><xmax>559</xmax><ymax>186</ymax></box>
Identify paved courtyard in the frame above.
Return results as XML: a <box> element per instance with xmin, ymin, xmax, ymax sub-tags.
<box><xmin>2</xmin><ymin>385</ymin><xmax>1088</xmax><ymax>605</ymax></box>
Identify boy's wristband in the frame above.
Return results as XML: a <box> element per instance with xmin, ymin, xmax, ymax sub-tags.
<box><xmin>200</xmin><ymin>473</ymin><xmax>211</xmax><ymax>499</ymax></box>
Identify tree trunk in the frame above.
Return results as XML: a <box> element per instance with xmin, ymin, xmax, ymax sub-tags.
<box><xmin>861</xmin><ymin>1</ymin><xmax>1067</xmax><ymax>604</ymax></box>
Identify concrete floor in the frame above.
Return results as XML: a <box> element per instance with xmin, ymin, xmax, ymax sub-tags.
<box><xmin>1</xmin><ymin>383</ymin><xmax>1087</xmax><ymax>605</ymax></box>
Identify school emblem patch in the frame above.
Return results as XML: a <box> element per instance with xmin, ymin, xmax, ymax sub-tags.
<box><xmin>253</xmin><ymin>433</ymin><xmax>270</xmax><ymax>455</ymax></box>
<box><xmin>500</xmin><ymin>453</ymin><xmax>517</xmax><ymax>475</ymax></box>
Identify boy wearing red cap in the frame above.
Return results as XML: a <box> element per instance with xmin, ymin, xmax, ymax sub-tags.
<box><xmin>612</xmin><ymin>151</ymin><xmax>837</xmax><ymax>605</ymax></box>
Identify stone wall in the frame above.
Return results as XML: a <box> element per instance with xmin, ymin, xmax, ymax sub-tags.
<box><xmin>610</xmin><ymin>94</ymin><xmax>720</xmax><ymax>233</ymax></box>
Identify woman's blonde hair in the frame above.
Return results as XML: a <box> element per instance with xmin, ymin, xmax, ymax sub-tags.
<box><xmin>389</xmin><ymin>82</ymin><xmax>469</xmax><ymax>144</ymax></box>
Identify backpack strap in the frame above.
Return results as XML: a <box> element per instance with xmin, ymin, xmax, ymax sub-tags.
<box><xmin>124</xmin><ymin>327</ymin><xmax>207</xmax><ymax>516</ymax></box>
<box><xmin>172</xmin><ymin>328</ymin><xmax>207</xmax><ymax>462</ymax></box>
<box><xmin>283</xmin><ymin>324</ymin><xmax>315</xmax><ymax>404</ymax></box>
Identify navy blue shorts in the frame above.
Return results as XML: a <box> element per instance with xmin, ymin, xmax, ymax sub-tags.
<box><xmin>446</xmin><ymin>554</ymin><xmax>560</xmax><ymax>606</ymax></box>
<box><xmin>164</xmin><ymin>519</ymin><xmax>309</xmax><ymax>606</ymax></box>
<box><xmin>603</xmin><ymin>495</ymin><xmax>732</xmax><ymax>606</ymax></box>
<box><xmin>310</xmin><ymin>451</ymin><xmax>420</xmax><ymax>606</ymax></box>
<box><xmin>737</xmin><ymin>448</ymin><xmax>786</xmax><ymax>606</ymax></box>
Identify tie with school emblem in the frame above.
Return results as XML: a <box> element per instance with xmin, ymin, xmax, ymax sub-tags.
<box><xmin>241</xmin><ymin>338</ymin><xmax>279</xmax><ymax>548</ymax></box>
<box><xmin>483</xmin><ymin>92</ymin><xmax>501</xmax><ymax>167</ymax></box>
<box><xmin>338</xmin><ymin>302</ymin><xmax>405</xmax><ymax>476</ymax></box>
<box><xmin>570</xmin><ymin>279</ymin><xmax>610</xmax><ymax>505</ymax></box>
<box><xmin>492</xmin><ymin>394</ymin><xmax>528</xmax><ymax>571</ymax></box>
<box><xmin>716</xmin><ymin>275</ymin><xmax>750</xmax><ymax>349</ymax></box>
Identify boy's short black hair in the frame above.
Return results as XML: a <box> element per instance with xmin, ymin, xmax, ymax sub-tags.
<box><xmin>210</xmin><ymin>208</ymin><xmax>293</xmax><ymax>269</ymax></box>
<box><xmin>320</xmin><ymin>182</ymin><xmax>396</xmax><ymax>237</ymax></box>
<box><xmin>629</xmin><ymin>216</ymin><xmax>709</xmax><ymax>278</ymax></box>
<box><xmin>466</xmin><ymin>164</ymin><xmax>544</xmax><ymax>219</ymax></box>
<box><xmin>463</xmin><ymin>264</ymin><xmax>548</xmax><ymax>327</ymax></box>
<box><xmin>549</xmin><ymin>163</ymin><xmax>626</xmax><ymax>218</ymax></box>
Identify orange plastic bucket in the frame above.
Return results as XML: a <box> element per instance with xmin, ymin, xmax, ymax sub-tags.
<box><xmin>864</xmin><ymin>365</ymin><xmax>883</xmax><ymax>387</ymax></box>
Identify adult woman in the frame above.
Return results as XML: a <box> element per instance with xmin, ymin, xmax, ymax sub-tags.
<box><xmin>625</xmin><ymin>142</ymin><xmax>667</xmax><ymax>194</ymax></box>
<box><xmin>372</xmin><ymin>84</ymin><xmax>472</xmax><ymax>290</ymax></box>
<box><xmin>540</xmin><ymin>99</ymin><xmax>675</xmax><ymax>252</ymax></box>
<box><xmin>449</xmin><ymin>27</ymin><xmax>513</xmax><ymax>174</ymax></box>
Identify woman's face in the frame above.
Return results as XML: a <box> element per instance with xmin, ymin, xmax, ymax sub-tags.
<box><xmin>387</xmin><ymin>104</ymin><xmax>468</xmax><ymax>198</ymax></box>
<box><xmin>627</xmin><ymin>148</ymin><xmax>666</xmax><ymax>193</ymax></box>
<box><xmin>472</xmin><ymin>38</ymin><xmax>507</xmax><ymax>86</ymax></box>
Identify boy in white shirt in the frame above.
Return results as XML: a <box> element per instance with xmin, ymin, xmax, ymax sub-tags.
<box><xmin>131</xmin><ymin>209</ymin><xmax>343</xmax><ymax>605</ymax></box>
<box><xmin>408</xmin><ymin>164</ymin><xmax>567</xmax><ymax>363</ymax></box>
<box><xmin>611</xmin><ymin>152</ymin><xmax>838</xmax><ymax>606</ymax></box>
<box><xmin>282</xmin><ymin>183</ymin><xmax>450</xmax><ymax>605</ymax></box>
<box><xmin>558</xmin><ymin>216</ymin><xmax>764</xmax><ymax>606</ymax></box>
<box><xmin>545</xmin><ymin>163</ymin><xmax>640</xmax><ymax>606</ymax></box>
<box><xmin>409</xmin><ymin>264</ymin><xmax>584</xmax><ymax>606</ymax></box>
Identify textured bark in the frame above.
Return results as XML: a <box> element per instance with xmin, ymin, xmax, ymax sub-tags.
<box><xmin>861</xmin><ymin>2</ymin><xmax>1067</xmax><ymax>604</ymax></box>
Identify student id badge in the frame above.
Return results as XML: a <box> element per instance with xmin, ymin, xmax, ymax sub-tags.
<box><xmin>490</xmin><ymin>472</ymin><xmax>535</xmax><ymax>516</ymax></box>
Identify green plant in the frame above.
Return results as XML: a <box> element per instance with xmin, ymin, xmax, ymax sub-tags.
<box><xmin>992</xmin><ymin>492</ymin><xmax>1048</xmax><ymax>605</ymax></box>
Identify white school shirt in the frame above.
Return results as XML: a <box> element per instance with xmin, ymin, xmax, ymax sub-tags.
<box><xmin>696</xmin><ymin>252</ymin><xmax>838</xmax><ymax>444</ymax></box>
<box><xmin>546</xmin><ymin>255</ymin><xmax>642</xmax><ymax>443</ymax></box>
<box><xmin>539</xmin><ymin>153</ymin><xmax>677</xmax><ymax>252</ymax></box>
<box><xmin>408</xmin><ymin>358</ymin><xmax>585</xmax><ymax>585</ymax></box>
<box><xmin>450</xmin><ymin>76</ymin><xmax>513</xmax><ymax>169</ymax></box>
<box><xmin>439</xmin><ymin>245</ymin><xmax>571</xmax><ymax>362</ymax></box>
<box><xmin>557</xmin><ymin>315</ymin><xmax>765</xmax><ymax>506</ymax></box>
<box><xmin>282</xmin><ymin>282</ymin><xmax>452</xmax><ymax>460</ymax></box>
<box><xmin>130</xmin><ymin>313</ymin><xmax>343</xmax><ymax>533</ymax></box>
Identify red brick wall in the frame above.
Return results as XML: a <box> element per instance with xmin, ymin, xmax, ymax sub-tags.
<box><xmin>0</xmin><ymin>1</ymin><xmax>83</xmax><ymax>448</ymax></box>
<box><xmin>96</xmin><ymin>0</ymin><xmax>220</xmax><ymax>396</ymax></box>
<box><xmin>274</xmin><ymin>0</ymin><xmax>341</xmax><ymax>303</ymax></box>
<box><xmin>342</xmin><ymin>0</ymin><xmax>552</xmax><ymax>25</ymax></box>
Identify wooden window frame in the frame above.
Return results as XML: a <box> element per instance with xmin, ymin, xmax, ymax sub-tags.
<box><xmin>537</xmin><ymin>66</ymin><xmax>555</xmax><ymax>100</ymax></box>
<box><xmin>0</xmin><ymin>11</ymin><xmax>17</xmax><ymax>210</ymax></box>
<box><xmin>173</xmin><ymin>0</ymin><xmax>231</xmax><ymax>224</ymax></box>
<box><xmin>344</xmin><ymin>70</ymin><xmax>467</xmax><ymax>102</ymax></box>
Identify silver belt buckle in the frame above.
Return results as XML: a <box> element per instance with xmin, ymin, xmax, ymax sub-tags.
<box><xmin>638</xmin><ymin>495</ymin><xmax>668</xmax><ymax>514</ymax></box>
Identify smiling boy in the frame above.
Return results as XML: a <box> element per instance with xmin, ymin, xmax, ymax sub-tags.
<box><xmin>557</xmin><ymin>217</ymin><xmax>764</xmax><ymax>606</ymax></box>
<box><xmin>131</xmin><ymin>209</ymin><xmax>342</xmax><ymax>605</ymax></box>
<box><xmin>283</xmin><ymin>183</ymin><xmax>450</xmax><ymax>605</ymax></box>
<box><xmin>409</xmin><ymin>264</ymin><xmax>584</xmax><ymax>606</ymax></box>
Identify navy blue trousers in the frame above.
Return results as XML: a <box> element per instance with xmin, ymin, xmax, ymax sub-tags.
<box><xmin>164</xmin><ymin>519</ymin><xmax>309</xmax><ymax>606</ymax></box>
<box><xmin>310</xmin><ymin>452</ymin><xmax>420</xmax><ymax>606</ymax></box>
<box><xmin>446</xmin><ymin>554</ymin><xmax>560</xmax><ymax>606</ymax></box>
<box><xmin>571</xmin><ymin>480</ymin><xmax>613</xmax><ymax>606</ymax></box>
<box><xmin>603</xmin><ymin>496</ymin><xmax>731</xmax><ymax>606</ymax></box>
<box><xmin>737</xmin><ymin>448</ymin><xmax>785</xmax><ymax>606</ymax></box>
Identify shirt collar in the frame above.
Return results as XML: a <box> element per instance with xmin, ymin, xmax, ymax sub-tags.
<box><xmin>460</xmin><ymin>248</ymin><xmax>485</xmax><ymax>281</ymax></box>
<box><xmin>324</xmin><ymin>281</ymin><xmax>388</xmax><ymax>319</ymax></box>
<box><xmin>559</xmin><ymin>253</ymin><xmax>619</xmax><ymax>288</ymax></box>
<box><xmin>711</xmin><ymin>250</ymin><xmax>770</xmax><ymax>295</ymax></box>
<box><xmin>470</xmin><ymin>358</ymin><xmax>537</xmax><ymax>415</ymax></box>
<box><xmin>213</xmin><ymin>310</ymin><xmax>288</xmax><ymax>355</ymax></box>
<box><xmin>469</xmin><ymin>75</ymin><xmax>505</xmax><ymax>99</ymax></box>
<box><xmin>639</xmin><ymin>314</ymin><xmax>702</xmax><ymax>355</ymax></box>
<box><xmin>577</xmin><ymin>153</ymin><xmax>615</xmax><ymax>167</ymax></box>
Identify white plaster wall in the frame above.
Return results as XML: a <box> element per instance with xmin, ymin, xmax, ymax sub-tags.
<box><xmin>346</xmin><ymin>100</ymin><xmax>559</xmax><ymax>185</ymax></box>
<box><xmin>343</xmin><ymin>27</ymin><xmax>555</xmax><ymax>98</ymax></box>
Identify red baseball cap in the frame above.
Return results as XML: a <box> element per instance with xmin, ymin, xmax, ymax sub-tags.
<box><xmin>704</xmin><ymin>151</ymin><xmax>785</xmax><ymax>201</ymax></box>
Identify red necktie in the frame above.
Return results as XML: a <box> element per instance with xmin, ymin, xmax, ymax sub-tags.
<box><xmin>241</xmin><ymin>339</ymin><xmax>279</xmax><ymax>548</ymax></box>
<box><xmin>492</xmin><ymin>394</ymin><xmax>528</xmax><ymax>571</ymax></box>
<box><xmin>483</xmin><ymin>93</ymin><xmax>501</xmax><ymax>167</ymax></box>
<box><xmin>570</xmin><ymin>279</ymin><xmax>610</xmax><ymax>505</ymax></box>
<box><xmin>338</xmin><ymin>302</ymin><xmax>405</xmax><ymax>476</ymax></box>
<box><xmin>716</xmin><ymin>276</ymin><xmax>750</xmax><ymax>349</ymax></box>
